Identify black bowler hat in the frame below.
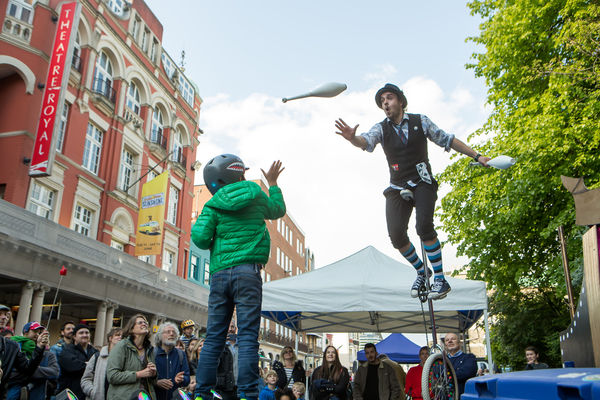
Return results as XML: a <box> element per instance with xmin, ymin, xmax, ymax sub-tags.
<box><xmin>375</xmin><ymin>83</ymin><xmax>407</xmax><ymax>109</ymax></box>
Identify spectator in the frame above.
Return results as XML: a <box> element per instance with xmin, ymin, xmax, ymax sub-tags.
<box><xmin>353</xmin><ymin>343</ymin><xmax>401</xmax><ymax>400</ymax></box>
<box><xmin>57</xmin><ymin>324</ymin><xmax>98</xmax><ymax>398</ymax></box>
<box><xmin>210</xmin><ymin>322</ymin><xmax>238</xmax><ymax>400</ymax></box>
<box><xmin>272</xmin><ymin>346</ymin><xmax>306</xmax><ymax>390</ymax></box>
<box><xmin>0</xmin><ymin>305</ymin><xmax>48</xmax><ymax>399</ymax></box>
<box><xmin>50</xmin><ymin>321</ymin><xmax>75</xmax><ymax>361</ymax></box>
<box><xmin>524</xmin><ymin>346</ymin><xmax>549</xmax><ymax>370</ymax></box>
<box><xmin>0</xmin><ymin>327</ymin><xmax>14</xmax><ymax>338</ymax></box>
<box><xmin>292</xmin><ymin>382</ymin><xmax>305</xmax><ymax>400</ymax></box>
<box><xmin>188</xmin><ymin>337</ymin><xmax>204</xmax><ymax>377</ymax></box>
<box><xmin>175</xmin><ymin>339</ymin><xmax>185</xmax><ymax>352</ymax></box>
<box><xmin>377</xmin><ymin>354</ymin><xmax>405</xmax><ymax>399</ymax></box>
<box><xmin>180</xmin><ymin>320</ymin><xmax>197</xmax><ymax>350</ymax></box>
<box><xmin>405</xmin><ymin>346</ymin><xmax>429</xmax><ymax>400</ymax></box>
<box><xmin>106</xmin><ymin>314</ymin><xmax>156</xmax><ymax>399</ymax></box>
<box><xmin>276</xmin><ymin>387</ymin><xmax>295</xmax><ymax>400</ymax></box>
<box><xmin>6</xmin><ymin>322</ymin><xmax>58</xmax><ymax>400</ymax></box>
<box><xmin>80</xmin><ymin>328</ymin><xmax>123</xmax><ymax>400</ymax></box>
<box><xmin>259</xmin><ymin>370</ymin><xmax>278</xmax><ymax>400</ymax></box>
<box><xmin>310</xmin><ymin>346</ymin><xmax>350</xmax><ymax>400</ymax></box>
<box><xmin>444</xmin><ymin>333</ymin><xmax>477</xmax><ymax>396</ymax></box>
<box><xmin>154</xmin><ymin>322</ymin><xmax>191</xmax><ymax>400</ymax></box>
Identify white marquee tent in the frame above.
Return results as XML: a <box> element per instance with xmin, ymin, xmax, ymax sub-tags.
<box><xmin>262</xmin><ymin>246</ymin><xmax>493</xmax><ymax>366</ymax></box>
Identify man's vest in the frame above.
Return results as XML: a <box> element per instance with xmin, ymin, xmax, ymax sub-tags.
<box><xmin>379</xmin><ymin>113</ymin><xmax>432</xmax><ymax>186</ymax></box>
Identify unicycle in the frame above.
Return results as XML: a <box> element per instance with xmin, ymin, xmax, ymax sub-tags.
<box><xmin>417</xmin><ymin>242</ymin><xmax>459</xmax><ymax>400</ymax></box>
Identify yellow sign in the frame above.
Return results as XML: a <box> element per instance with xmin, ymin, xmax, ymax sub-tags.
<box><xmin>135</xmin><ymin>171</ymin><xmax>169</xmax><ymax>256</ymax></box>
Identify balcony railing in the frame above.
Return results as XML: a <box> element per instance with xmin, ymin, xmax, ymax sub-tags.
<box><xmin>150</xmin><ymin>130</ymin><xmax>168</xmax><ymax>150</ymax></box>
<box><xmin>171</xmin><ymin>148</ymin><xmax>187</xmax><ymax>168</ymax></box>
<box><xmin>259</xmin><ymin>329</ymin><xmax>309</xmax><ymax>353</ymax></box>
<box><xmin>71</xmin><ymin>53</ymin><xmax>82</xmax><ymax>72</ymax></box>
<box><xmin>92</xmin><ymin>77</ymin><xmax>116</xmax><ymax>104</ymax></box>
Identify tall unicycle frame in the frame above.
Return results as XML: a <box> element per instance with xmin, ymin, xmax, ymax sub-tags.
<box><xmin>417</xmin><ymin>242</ymin><xmax>459</xmax><ymax>400</ymax></box>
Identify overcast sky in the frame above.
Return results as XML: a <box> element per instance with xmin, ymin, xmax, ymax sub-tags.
<box><xmin>145</xmin><ymin>0</ymin><xmax>491</xmax><ymax>270</ymax></box>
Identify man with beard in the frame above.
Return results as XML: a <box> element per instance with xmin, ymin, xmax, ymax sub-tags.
<box><xmin>353</xmin><ymin>343</ymin><xmax>401</xmax><ymax>400</ymax></box>
<box><xmin>154</xmin><ymin>322</ymin><xmax>190</xmax><ymax>400</ymax></box>
<box><xmin>57</xmin><ymin>324</ymin><xmax>98</xmax><ymax>398</ymax></box>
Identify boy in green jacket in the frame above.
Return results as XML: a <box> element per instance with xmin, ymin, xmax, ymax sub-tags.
<box><xmin>192</xmin><ymin>154</ymin><xmax>286</xmax><ymax>400</ymax></box>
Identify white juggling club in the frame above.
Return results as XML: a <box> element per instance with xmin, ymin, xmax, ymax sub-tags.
<box><xmin>470</xmin><ymin>155</ymin><xmax>516</xmax><ymax>170</ymax></box>
<box><xmin>282</xmin><ymin>82</ymin><xmax>347</xmax><ymax>103</ymax></box>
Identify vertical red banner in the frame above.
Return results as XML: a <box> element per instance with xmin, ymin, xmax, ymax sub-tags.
<box><xmin>29</xmin><ymin>2</ymin><xmax>81</xmax><ymax>177</ymax></box>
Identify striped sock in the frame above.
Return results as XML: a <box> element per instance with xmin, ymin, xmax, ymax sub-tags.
<box><xmin>401</xmin><ymin>243</ymin><xmax>424</xmax><ymax>273</ymax></box>
<box><xmin>424</xmin><ymin>239</ymin><xmax>444</xmax><ymax>280</ymax></box>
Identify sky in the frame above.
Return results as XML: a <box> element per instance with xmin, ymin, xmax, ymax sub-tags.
<box><xmin>144</xmin><ymin>0</ymin><xmax>492</xmax><ymax>270</ymax></box>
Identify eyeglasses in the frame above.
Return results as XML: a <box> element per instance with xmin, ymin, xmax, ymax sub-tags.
<box><xmin>136</xmin><ymin>320</ymin><xmax>148</xmax><ymax>326</ymax></box>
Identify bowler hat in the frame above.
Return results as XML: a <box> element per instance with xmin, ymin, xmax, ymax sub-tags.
<box><xmin>375</xmin><ymin>83</ymin><xmax>407</xmax><ymax>109</ymax></box>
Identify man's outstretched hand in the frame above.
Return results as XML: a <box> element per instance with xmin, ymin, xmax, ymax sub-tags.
<box><xmin>335</xmin><ymin>118</ymin><xmax>359</xmax><ymax>142</ymax></box>
<box><xmin>261</xmin><ymin>160</ymin><xmax>285</xmax><ymax>187</ymax></box>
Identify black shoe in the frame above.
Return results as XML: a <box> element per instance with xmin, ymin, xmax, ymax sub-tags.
<box><xmin>428</xmin><ymin>279</ymin><xmax>451</xmax><ymax>300</ymax></box>
<box><xmin>410</xmin><ymin>269</ymin><xmax>432</xmax><ymax>298</ymax></box>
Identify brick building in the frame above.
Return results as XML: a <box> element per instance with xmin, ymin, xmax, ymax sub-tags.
<box><xmin>0</xmin><ymin>0</ymin><xmax>208</xmax><ymax>343</ymax></box>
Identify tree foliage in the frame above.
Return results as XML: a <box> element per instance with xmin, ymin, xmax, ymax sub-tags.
<box><xmin>438</xmin><ymin>0</ymin><xmax>600</xmax><ymax>368</ymax></box>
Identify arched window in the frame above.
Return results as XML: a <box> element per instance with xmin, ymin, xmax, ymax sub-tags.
<box><xmin>150</xmin><ymin>107</ymin><xmax>163</xmax><ymax>145</ymax></box>
<box><xmin>93</xmin><ymin>51</ymin><xmax>113</xmax><ymax>100</ymax></box>
<box><xmin>171</xmin><ymin>129</ymin><xmax>183</xmax><ymax>163</ymax></box>
<box><xmin>126</xmin><ymin>82</ymin><xmax>141</xmax><ymax>115</ymax></box>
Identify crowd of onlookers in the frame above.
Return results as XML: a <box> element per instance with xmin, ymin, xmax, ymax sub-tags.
<box><xmin>0</xmin><ymin>302</ymin><xmax>551</xmax><ymax>400</ymax></box>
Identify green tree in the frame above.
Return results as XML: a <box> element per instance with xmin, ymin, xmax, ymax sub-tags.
<box><xmin>439</xmin><ymin>0</ymin><xmax>600</xmax><ymax>368</ymax></box>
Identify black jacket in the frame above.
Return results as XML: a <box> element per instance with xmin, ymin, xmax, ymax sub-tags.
<box><xmin>310</xmin><ymin>365</ymin><xmax>349</xmax><ymax>400</ymax></box>
<box><xmin>57</xmin><ymin>343</ymin><xmax>98</xmax><ymax>399</ymax></box>
<box><xmin>0</xmin><ymin>336</ymin><xmax>44</xmax><ymax>398</ymax></box>
<box><xmin>216</xmin><ymin>344</ymin><xmax>236</xmax><ymax>392</ymax></box>
<box><xmin>448</xmin><ymin>352</ymin><xmax>477</xmax><ymax>395</ymax></box>
<box><xmin>272</xmin><ymin>360</ymin><xmax>306</xmax><ymax>389</ymax></box>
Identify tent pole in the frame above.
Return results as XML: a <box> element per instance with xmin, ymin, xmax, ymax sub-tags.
<box><xmin>484</xmin><ymin>308</ymin><xmax>494</xmax><ymax>374</ymax></box>
<box><xmin>295</xmin><ymin>330</ymin><xmax>299</xmax><ymax>355</ymax></box>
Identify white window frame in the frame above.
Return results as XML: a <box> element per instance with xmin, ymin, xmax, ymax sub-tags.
<box><xmin>162</xmin><ymin>249</ymin><xmax>175</xmax><ymax>272</ymax></box>
<box><xmin>119</xmin><ymin>148</ymin><xmax>135</xmax><ymax>192</ymax></box>
<box><xmin>150</xmin><ymin>38</ymin><xmax>159</xmax><ymax>63</ymax></box>
<box><xmin>171</xmin><ymin>130</ymin><xmax>183</xmax><ymax>162</ymax></box>
<box><xmin>28</xmin><ymin>181</ymin><xmax>56</xmax><ymax>220</ymax></box>
<box><xmin>82</xmin><ymin>123</ymin><xmax>103</xmax><ymax>174</ymax></box>
<box><xmin>141</xmin><ymin>28</ymin><xmax>149</xmax><ymax>52</ymax></box>
<box><xmin>132</xmin><ymin>16</ymin><xmax>141</xmax><ymax>41</ymax></box>
<box><xmin>150</xmin><ymin>108</ymin><xmax>163</xmax><ymax>143</ymax></box>
<box><xmin>7</xmin><ymin>0</ymin><xmax>33</xmax><ymax>24</ymax></box>
<box><xmin>126</xmin><ymin>82</ymin><xmax>141</xmax><ymax>115</ymax></box>
<box><xmin>167</xmin><ymin>185</ymin><xmax>179</xmax><ymax>225</ymax></box>
<box><xmin>110</xmin><ymin>240</ymin><xmax>124</xmax><ymax>251</ymax></box>
<box><xmin>93</xmin><ymin>51</ymin><xmax>113</xmax><ymax>95</ymax></box>
<box><xmin>178</xmin><ymin>74</ymin><xmax>194</xmax><ymax>106</ymax></box>
<box><xmin>107</xmin><ymin>0</ymin><xmax>124</xmax><ymax>15</ymax></box>
<box><xmin>73</xmin><ymin>203</ymin><xmax>93</xmax><ymax>237</ymax></box>
<box><xmin>55</xmin><ymin>102</ymin><xmax>69</xmax><ymax>152</ymax></box>
<box><xmin>203</xmin><ymin>260</ymin><xmax>210</xmax><ymax>286</ymax></box>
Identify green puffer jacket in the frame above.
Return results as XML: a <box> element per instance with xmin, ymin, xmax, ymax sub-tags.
<box><xmin>106</xmin><ymin>338</ymin><xmax>156</xmax><ymax>400</ymax></box>
<box><xmin>192</xmin><ymin>180</ymin><xmax>286</xmax><ymax>274</ymax></box>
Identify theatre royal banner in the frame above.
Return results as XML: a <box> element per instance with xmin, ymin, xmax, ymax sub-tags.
<box><xmin>135</xmin><ymin>172</ymin><xmax>169</xmax><ymax>256</ymax></box>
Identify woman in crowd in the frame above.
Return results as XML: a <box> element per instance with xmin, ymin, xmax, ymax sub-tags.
<box><xmin>187</xmin><ymin>337</ymin><xmax>204</xmax><ymax>377</ymax></box>
<box><xmin>310</xmin><ymin>346</ymin><xmax>349</xmax><ymax>400</ymax></box>
<box><xmin>81</xmin><ymin>328</ymin><xmax>123</xmax><ymax>400</ymax></box>
<box><xmin>106</xmin><ymin>314</ymin><xmax>157</xmax><ymax>399</ymax></box>
<box><xmin>524</xmin><ymin>346</ymin><xmax>549</xmax><ymax>370</ymax></box>
<box><xmin>272</xmin><ymin>346</ymin><xmax>306</xmax><ymax>389</ymax></box>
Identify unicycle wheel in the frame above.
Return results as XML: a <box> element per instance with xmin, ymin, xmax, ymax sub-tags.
<box><xmin>421</xmin><ymin>352</ymin><xmax>459</xmax><ymax>400</ymax></box>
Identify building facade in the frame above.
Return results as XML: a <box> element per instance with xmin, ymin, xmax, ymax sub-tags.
<box><xmin>191</xmin><ymin>180</ymin><xmax>323</xmax><ymax>365</ymax></box>
<box><xmin>0</xmin><ymin>0</ymin><xmax>207</xmax><ymax>343</ymax></box>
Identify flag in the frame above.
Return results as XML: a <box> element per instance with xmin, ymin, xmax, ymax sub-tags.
<box><xmin>135</xmin><ymin>171</ymin><xmax>169</xmax><ymax>256</ymax></box>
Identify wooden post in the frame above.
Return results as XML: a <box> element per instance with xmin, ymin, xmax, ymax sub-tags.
<box><xmin>558</xmin><ymin>226</ymin><xmax>576</xmax><ymax>319</ymax></box>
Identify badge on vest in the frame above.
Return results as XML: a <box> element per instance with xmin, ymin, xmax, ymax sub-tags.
<box><xmin>416</xmin><ymin>162</ymin><xmax>432</xmax><ymax>184</ymax></box>
<box><xmin>391</xmin><ymin>164</ymin><xmax>399</xmax><ymax>171</ymax></box>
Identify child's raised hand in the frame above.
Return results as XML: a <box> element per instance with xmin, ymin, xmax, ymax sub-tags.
<box><xmin>261</xmin><ymin>160</ymin><xmax>285</xmax><ymax>187</ymax></box>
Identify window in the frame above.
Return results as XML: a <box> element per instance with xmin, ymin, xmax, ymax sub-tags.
<box><xmin>150</xmin><ymin>108</ymin><xmax>163</xmax><ymax>143</ymax></box>
<box><xmin>28</xmin><ymin>182</ymin><xmax>55</xmax><ymax>219</ymax></box>
<box><xmin>7</xmin><ymin>0</ymin><xmax>33</xmax><ymax>24</ymax></box>
<box><xmin>163</xmin><ymin>250</ymin><xmax>175</xmax><ymax>272</ymax></box>
<box><xmin>119</xmin><ymin>148</ymin><xmax>134</xmax><ymax>192</ymax></box>
<box><xmin>161</xmin><ymin>52</ymin><xmax>176</xmax><ymax>80</ymax></box>
<box><xmin>55</xmin><ymin>102</ymin><xmax>69</xmax><ymax>152</ymax></box>
<box><xmin>277</xmin><ymin>248</ymin><xmax>281</xmax><ymax>265</ymax></box>
<box><xmin>190</xmin><ymin>256</ymin><xmax>199</xmax><ymax>280</ymax></box>
<box><xmin>203</xmin><ymin>260</ymin><xmax>210</xmax><ymax>286</ymax></box>
<box><xmin>73</xmin><ymin>204</ymin><xmax>93</xmax><ymax>237</ymax></box>
<box><xmin>150</xmin><ymin>38</ymin><xmax>159</xmax><ymax>63</ymax></box>
<box><xmin>93</xmin><ymin>51</ymin><xmax>113</xmax><ymax>98</ymax></box>
<box><xmin>171</xmin><ymin>130</ymin><xmax>183</xmax><ymax>163</ymax></box>
<box><xmin>110</xmin><ymin>240</ymin><xmax>124</xmax><ymax>251</ymax></box>
<box><xmin>178</xmin><ymin>74</ymin><xmax>195</xmax><ymax>106</ymax></box>
<box><xmin>126</xmin><ymin>82</ymin><xmax>141</xmax><ymax>115</ymax></box>
<box><xmin>141</xmin><ymin>28</ymin><xmax>149</xmax><ymax>52</ymax></box>
<box><xmin>167</xmin><ymin>186</ymin><xmax>179</xmax><ymax>225</ymax></box>
<box><xmin>147</xmin><ymin>169</ymin><xmax>158</xmax><ymax>182</ymax></box>
<box><xmin>138</xmin><ymin>255</ymin><xmax>151</xmax><ymax>263</ymax></box>
<box><xmin>108</xmin><ymin>0</ymin><xmax>124</xmax><ymax>15</ymax></box>
<box><xmin>72</xmin><ymin>32</ymin><xmax>81</xmax><ymax>70</ymax></box>
<box><xmin>82</xmin><ymin>123</ymin><xmax>103</xmax><ymax>174</ymax></box>
<box><xmin>132</xmin><ymin>16</ymin><xmax>141</xmax><ymax>40</ymax></box>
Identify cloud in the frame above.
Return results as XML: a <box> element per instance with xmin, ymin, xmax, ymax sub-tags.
<box><xmin>195</xmin><ymin>77</ymin><xmax>488</xmax><ymax>270</ymax></box>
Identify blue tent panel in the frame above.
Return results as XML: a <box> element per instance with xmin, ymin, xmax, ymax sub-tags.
<box><xmin>356</xmin><ymin>333</ymin><xmax>421</xmax><ymax>363</ymax></box>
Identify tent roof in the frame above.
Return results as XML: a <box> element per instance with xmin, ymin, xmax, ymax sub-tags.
<box><xmin>356</xmin><ymin>333</ymin><xmax>422</xmax><ymax>363</ymax></box>
<box><xmin>261</xmin><ymin>246</ymin><xmax>487</xmax><ymax>333</ymax></box>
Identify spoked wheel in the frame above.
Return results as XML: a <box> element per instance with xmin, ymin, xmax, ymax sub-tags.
<box><xmin>421</xmin><ymin>352</ymin><xmax>459</xmax><ymax>400</ymax></box>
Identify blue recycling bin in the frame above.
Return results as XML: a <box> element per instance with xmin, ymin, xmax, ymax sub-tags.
<box><xmin>462</xmin><ymin>368</ymin><xmax>600</xmax><ymax>400</ymax></box>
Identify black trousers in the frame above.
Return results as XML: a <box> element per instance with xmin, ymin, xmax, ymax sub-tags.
<box><xmin>384</xmin><ymin>180</ymin><xmax>438</xmax><ymax>250</ymax></box>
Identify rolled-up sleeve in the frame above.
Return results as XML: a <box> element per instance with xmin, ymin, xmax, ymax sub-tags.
<box><xmin>359</xmin><ymin>123</ymin><xmax>384</xmax><ymax>153</ymax></box>
<box><xmin>421</xmin><ymin>114</ymin><xmax>455</xmax><ymax>151</ymax></box>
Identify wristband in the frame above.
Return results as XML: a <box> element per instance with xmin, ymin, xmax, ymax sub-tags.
<box><xmin>474</xmin><ymin>153</ymin><xmax>481</xmax><ymax>162</ymax></box>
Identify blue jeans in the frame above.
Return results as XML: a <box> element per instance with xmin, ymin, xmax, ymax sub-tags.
<box><xmin>196</xmin><ymin>263</ymin><xmax>262</xmax><ymax>400</ymax></box>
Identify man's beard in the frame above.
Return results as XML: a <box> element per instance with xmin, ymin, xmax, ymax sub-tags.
<box><xmin>163</xmin><ymin>338</ymin><xmax>177</xmax><ymax>347</ymax></box>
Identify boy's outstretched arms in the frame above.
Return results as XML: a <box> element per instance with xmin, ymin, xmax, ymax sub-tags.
<box><xmin>261</xmin><ymin>160</ymin><xmax>285</xmax><ymax>187</ymax></box>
